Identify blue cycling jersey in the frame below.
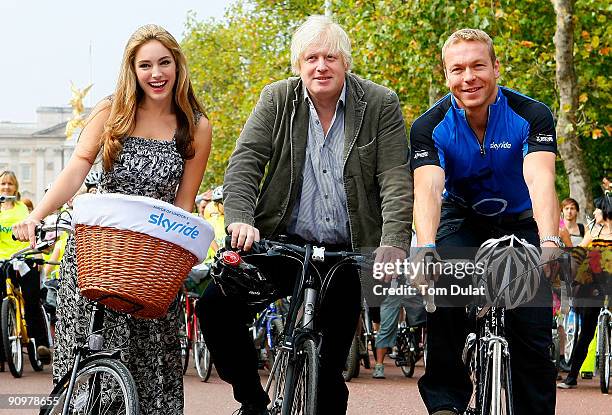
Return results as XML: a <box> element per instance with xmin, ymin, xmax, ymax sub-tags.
<box><xmin>410</xmin><ymin>86</ymin><xmax>557</xmax><ymax>216</ymax></box>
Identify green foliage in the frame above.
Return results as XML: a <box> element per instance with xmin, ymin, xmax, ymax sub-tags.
<box><xmin>182</xmin><ymin>0</ymin><xmax>610</xmax><ymax>194</ymax></box>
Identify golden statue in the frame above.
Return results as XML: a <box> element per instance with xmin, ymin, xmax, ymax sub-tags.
<box><xmin>65</xmin><ymin>82</ymin><xmax>93</xmax><ymax>139</ymax></box>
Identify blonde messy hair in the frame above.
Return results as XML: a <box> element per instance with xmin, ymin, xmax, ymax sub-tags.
<box><xmin>101</xmin><ymin>24</ymin><xmax>206</xmax><ymax>171</ymax></box>
<box><xmin>442</xmin><ymin>28</ymin><xmax>496</xmax><ymax>68</ymax></box>
<box><xmin>291</xmin><ymin>15</ymin><xmax>352</xmax><ymax>75</ymax></box>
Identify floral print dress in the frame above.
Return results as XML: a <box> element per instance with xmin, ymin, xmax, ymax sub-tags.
<box><xmin>53</xmin><ymin>136</ymin><xmax>186</xmax><ymax>414</ymax></box>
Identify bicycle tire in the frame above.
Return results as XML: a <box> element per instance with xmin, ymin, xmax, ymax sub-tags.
<box><xmin>400</xmin><ymin>332</ymin><xmax>416</xmax><ymax>378</ymax></box>
<box><xmin>194</xmin><ymin>327</ymin><xmax>213</xmax><ymax>382</ymax></box>
<box><xmin>1</xmin><ymin>297</ymin><xmax>23</xmax><ymax>378</ymax></box>
<box><xmin>40</xmin><ymin>357</ymin><xmax>139</xmax><ymax>415</ymax></box>
<box><xmin>342</xmin><ymin>333</ymin><xmax>359</xmax><ymax>382</ymax></box>
<box><xmin>27</xmin><ymin>341</ymin><xmax>43</xmax><ymax>371</ymax></box>
<box><xmin>281</xmin><ymin>338</ymin><xmax>318</xmax><ymax>415</ymax></box>
<box><xmin>598</xmin><ymin>314</ymin><xmax>610</xmax><ymax>394</ymax></box>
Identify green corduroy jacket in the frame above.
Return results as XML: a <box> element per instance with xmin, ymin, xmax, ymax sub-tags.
<box><xmin>223</xmin><ymin>73</ymin><xmax>414</xmax><ymax>252</ymax></box>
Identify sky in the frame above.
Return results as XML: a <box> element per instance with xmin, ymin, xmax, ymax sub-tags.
<box><xmin>0</xmin><ymin>0</ymin><xmax>234</xmax><ymax>122</ymax></box>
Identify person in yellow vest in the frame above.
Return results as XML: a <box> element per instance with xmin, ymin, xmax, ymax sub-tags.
<box><xmin>0</xmin><ymin>170</ymin><xmax>51</xmax><ymax>365</ymax></box>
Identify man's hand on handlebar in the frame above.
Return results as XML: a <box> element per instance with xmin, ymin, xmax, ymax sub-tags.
<box><xmin>227</xmin><ymin>222</ymin><xmax>261</xmax><ymax>251</ymax></box>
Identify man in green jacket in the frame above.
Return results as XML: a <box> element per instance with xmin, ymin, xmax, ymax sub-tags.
<box><xmin>198</xmin><ymin>15</ymin><xmax>413</xmax><ymax>415</ymax></box>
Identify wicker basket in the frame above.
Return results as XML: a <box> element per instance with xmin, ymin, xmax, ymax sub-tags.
<box><xmin>75</xmin><ymin>224</ymin><xmax>198</xmax><ymax>319</ymax></box>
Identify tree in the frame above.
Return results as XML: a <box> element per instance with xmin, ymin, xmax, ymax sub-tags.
<box><xmin>182</xmin><ymin>0</ymin><xmax>610</xmax><ymax>202</ymax></box>
<box><xmin>551</xmin><ymin>0</ymin><xmax>594</xmax><ymax>217</ymax></box>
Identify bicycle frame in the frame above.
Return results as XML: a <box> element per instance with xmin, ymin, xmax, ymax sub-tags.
<box><xmin>3</xmin><ymin>273</ymin><xmax>30</xmax><ymax>346</ymax></box>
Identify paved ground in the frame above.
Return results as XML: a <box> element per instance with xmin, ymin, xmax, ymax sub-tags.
<box><xmin>0</xmin><ymin>358</ymin><xmax>610</xmax><ymax>414</ymax></box>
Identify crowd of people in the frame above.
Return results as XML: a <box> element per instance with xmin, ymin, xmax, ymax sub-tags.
<box><xmin>0</xmin><ymin>14</ymin><xmax>609</xmax><ymax>415</ymax></box>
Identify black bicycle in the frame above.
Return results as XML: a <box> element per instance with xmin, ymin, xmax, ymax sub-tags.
<box><xmin>228</xmin><ymin>239</ymin><xmax>368</xmax><ymax>415</ymax></box>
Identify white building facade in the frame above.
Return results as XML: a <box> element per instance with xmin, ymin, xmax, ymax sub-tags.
<box><xmin>0</xmin><ymin>107</ymin><xmax>78</xmax><ymax>204</ymax></box>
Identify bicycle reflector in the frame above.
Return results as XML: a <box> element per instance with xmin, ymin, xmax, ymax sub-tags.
<box><xmin>221</xmin><ymin>251</ymin><xmax>241</xmax><ymax>266</ymax></box>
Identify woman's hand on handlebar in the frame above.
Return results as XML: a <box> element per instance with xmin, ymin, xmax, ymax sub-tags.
<box><xmin>227</xmin><ymin>222</ymin><xmax>260</xmax><ymax>251</ymax></box>
<box><xmin>12</xmin><ymin>215</ymin><xmax>43</xmax><ymax>249</ymax></box>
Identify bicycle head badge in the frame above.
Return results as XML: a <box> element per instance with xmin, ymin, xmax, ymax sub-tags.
<box><xmin>474</xmin><ymin>235</ymin><xmax>541</xmax><ymax>309</ymax></box>
<box><xmin>210</xmin><ymin>248</ymin><xmax>278</xmax><ymax>307</ymax></box>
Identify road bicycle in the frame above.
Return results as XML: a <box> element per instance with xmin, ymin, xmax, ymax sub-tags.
<box><xmin>179</xmin><ymin>285</ymin><xmax>213</xmax><ymax>381</ymax></box>
<box><xmin>343</xmin><ymin>297</ymin><xmax>375</xmax><ymax>381</ymax></box>
<box><xmin>34</xmin><ymin>218</ymin><xmax>140</xmax><ymax>415</ymax></box>
<box><xmin>230</xmin><ymin>239</ymin><xmax>367</xmax><ymax>415</ymax></box>
<box><xmin>1</xmin><ymin>234</ymin><xmax>58</xmax><ymax>377</ymax></box>
<box><xmin>422</xmin><ymin>239</ymin><xmax>571</xmax><ymax>415</ymax></box>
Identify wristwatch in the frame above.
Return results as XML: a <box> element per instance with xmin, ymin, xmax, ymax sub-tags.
<box><xmin>539</xmin><ymin>235</ymin><xmax>565</xmax><ymax>248</ymax></box>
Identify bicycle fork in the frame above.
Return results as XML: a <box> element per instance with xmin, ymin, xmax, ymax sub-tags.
<box><xmin>486</xmin><ymin>335</ymin><xmax>513</xmax><ymax>415</ymax></box>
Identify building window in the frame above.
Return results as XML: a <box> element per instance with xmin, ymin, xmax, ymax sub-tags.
<box><xmin>46</xmin><ymin>161</ymin><xmax>54</xmax><ymax>170</ymax></box>
<box><xmin>20</xmin><ymin>164</ymin><xmax>32</xmax><ymax>182</ymax></box>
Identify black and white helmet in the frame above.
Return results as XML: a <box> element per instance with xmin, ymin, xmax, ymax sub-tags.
<box><xmin>473</xmin><ymin>234</ymin><xmax>541</xmax><ymax>309</ymax></box>
<box><xmin>84</xmin><ymin>170</ymin><xmax>102</xmax><ymax>189</ymax></box>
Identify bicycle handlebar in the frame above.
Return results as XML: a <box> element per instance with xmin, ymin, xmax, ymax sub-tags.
<box><xmin>225</xmin><ymin>236</ymin><xmax>369</xmax><ymax>263</ymax></box>
<box><xmin>10</xmin><ymin>219</ymin><xmax>74</xmax><ymax>259</ymax></box>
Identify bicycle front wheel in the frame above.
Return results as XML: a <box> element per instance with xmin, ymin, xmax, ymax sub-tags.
<box><xmin>281</xmin><ymin>338</ymin><xmax>318</xmax><ymax>415</ymax></box>
<box><xmin>41</xmin><ymin>357</ymin><xmax>139</xmax><ymax>415</ymax></box>
<box><xmin>1</xmin><ymin>297</ymin><xmax>23</xmax><ymax>378</ymax></box>
<box><xmin>598</xmin><ymin>314</ymin><xmax>611</xmax><ymax>394</ymax></box>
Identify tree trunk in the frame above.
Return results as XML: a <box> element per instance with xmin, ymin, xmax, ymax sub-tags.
<box><xmin>552</xmin><ymin>0</ymin><xmax>593</xmax><ymax>221</ymax></box>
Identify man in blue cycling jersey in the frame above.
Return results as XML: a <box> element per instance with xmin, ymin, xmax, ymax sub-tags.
<box><xmin>410</xmin><ymin>29</ymin><xmax>561</xmax><ymax>415</ymax></box>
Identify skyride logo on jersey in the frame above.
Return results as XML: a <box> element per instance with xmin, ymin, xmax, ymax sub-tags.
<box><xmin>489</xmin><ymin>141</ymin><xmax>512</xmax><ymax>150</ymax></box>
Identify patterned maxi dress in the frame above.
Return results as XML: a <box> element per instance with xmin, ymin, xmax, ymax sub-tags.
<box><xmin>53</xmin><ymin>136</ymin><xmax>185</xmax><ymax>414</ymax></box>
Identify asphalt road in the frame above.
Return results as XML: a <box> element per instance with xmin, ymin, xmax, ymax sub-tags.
<box><xmin>0</xmin><ymin>358</ymin><xmax>610</xmax><ymax>414</ymax></box>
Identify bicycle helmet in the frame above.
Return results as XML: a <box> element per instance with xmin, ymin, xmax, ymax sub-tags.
<box><xmin>210</xmin><ymin>248</ymin><xmax>279</xmax><ymax>307</ymax></box>
<box><xmin>212</xmin><ymin>186</ymin><xmax>223</xmax><ymax>202</ymax></box>
<box><xmin>473</xmin><ymin>234</ymin><xmax>541</xmax><ymax>309</ymax></box>
<box><xmin>84</xmin><ymin>170</ymin><xmax>102</xmax><ymax>189</ymax></box>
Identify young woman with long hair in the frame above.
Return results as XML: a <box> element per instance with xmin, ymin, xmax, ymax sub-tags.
<box><xmin>12</xmin><ymin>24</ymin><xmax>212</xmax><ymax>413</ymax></box>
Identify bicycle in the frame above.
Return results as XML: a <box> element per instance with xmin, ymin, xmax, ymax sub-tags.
<box><xmin>32</xmin><ymin>218</ymin><xmax>140</xmax><ymax>415</ymax></box>
<box><xmin>394</xmin><ymin>318</ymin><xmax>426</xmax><ymax>378</ymax></box>
<box><xmin>252</xmin><ymin>299</ymin><xmax>287</xmax><ymax>372</ymax></box>
<box><xmin>178</xmin><ymin>285</ymin><xmax>214</xmax><ymax>381</ymax></box>
<box><xmin>220</xmin><ymin>239</ymin><xmax>366</xmax><ymax>415</ymax></box>
<box><xmin>421</xmin><ymin>237</ymin><xmax>571</xmax><ymax>415</ymax></box>
<box><xmin>596</xmin><ymin>293</ymin><xmax>611</xmax><ymax>393</ymax></box>
<box><xmin>1</xmin><ymin>238</ymin><xmax>57</xmax><ymax>378</ymax></box>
